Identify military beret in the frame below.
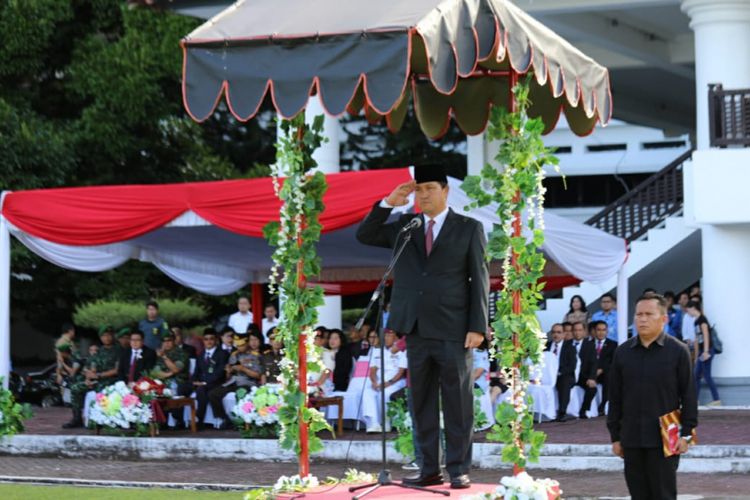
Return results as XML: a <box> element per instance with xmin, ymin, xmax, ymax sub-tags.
<box><xmin>98</xmin><ymin>324</ymin><xmax>115</xmax><ymax>336</ymax></box>
<box><xmin>115</xmin><ymin>327</ymin><xmax>131</xmax><ymax>339</ymax></box>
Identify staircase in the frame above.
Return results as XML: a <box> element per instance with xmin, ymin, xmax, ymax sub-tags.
<box><xmin>537</xmin><ymin>150</ymin><xmax>699</xmax><ymax>332</ymax></box>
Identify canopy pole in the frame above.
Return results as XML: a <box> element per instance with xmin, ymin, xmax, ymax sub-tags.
<box><xmin>0</xmin><ymin>192</ymin><xmax>11</xmax><ymax>388</ymax></box>
<box><xmin>616</xmin><ymin>257</ymin><xmax>629</xmax><ymax>345</ymax></box>
<box><xmin>251</xmin><ymin>283</ymin><xmax>264</xmax><ymax>332</ymax></box>
<box><xmin>507</xmin><ymin>71</ymin><xmax>525</xmax><ymax>477</ymax></box>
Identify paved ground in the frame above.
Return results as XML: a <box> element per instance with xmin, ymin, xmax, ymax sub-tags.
<box><xmin>0</xmin><ymin>456</ymin><xmax>749</xmax><ymax>497</ymax></box>
<box><xmin>31</xmin><ymin>406</ymin><xmax>750</xmax><ymax>445</ymax></box>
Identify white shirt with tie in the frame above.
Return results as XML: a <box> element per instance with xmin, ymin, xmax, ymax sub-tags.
<box><xmin>204</xmin><ymin>347</ymin><xmax>216</xmax><ymax>361</ymax></box>
<box><xmin>130</xmin><ymin>349</ymin><xmax>142</xmax><ymax>365</ymax></box>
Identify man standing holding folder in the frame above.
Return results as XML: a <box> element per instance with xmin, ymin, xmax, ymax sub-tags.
<box><xmin>607</xmin><ymin>293</ymin><xmax>698</xmax><ymax>499</ymax></box>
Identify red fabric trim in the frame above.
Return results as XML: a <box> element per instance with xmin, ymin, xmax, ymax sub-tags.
<box><xmin>490</xmin><ymin>275</ymin><xmax>581</xmax><ymax>292</ymax></box>
<box><xmin>1</xmin><ymin>169</ymin><xmax>413</xmax><ymax>246</ymax></box>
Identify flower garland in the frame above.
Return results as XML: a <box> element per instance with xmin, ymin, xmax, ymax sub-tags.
<box><xmin>462</xmin><ymin>471</ymin><xmax>562</xmax><ymax>500</ymax></box>
<box><xmin>461</xmin><ymin>78</ymin><xmax>559</xmax><ymax>469</ymax></box>
<box><xmin>88</xmin><ymin>381</ymin><xmax>152</xmax><ymax>434</ymax></box>
<box><xmin>0</xmin><ymin>377</ymin><xmax>33</xmax><ymax>438</ymax></box>
<box><xmin>263</xmin><ymin>114</ymin><xmax>332</xmax><ymax>456</ymax></box>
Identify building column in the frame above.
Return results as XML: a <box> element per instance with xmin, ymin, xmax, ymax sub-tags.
<box><xmin>683</xmin><ymin>0</ymin><xmax>750</xmax><ymax>382</ymax></box>
<box><xmin>277</xmin><ymin>95</ymin><xmax>343</xmax><ymax>327</ymax></box>
<box><xmin>466</xmin><ymin>132</ymin><xmax>486</xmax><ymax>177</ymax></box>
<box><xmin>0</xmin><ymin>206</ymin><xmax>10</xmax><ymax>388</ymax></box>
<box><xmin>682</xmin><ymin>0</ymin><xmax>750</xmax><ymax>150</ymax></box>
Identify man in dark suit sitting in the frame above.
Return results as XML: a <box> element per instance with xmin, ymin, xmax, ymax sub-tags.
<box><xmin>545</xmin><ymin>323</ymin><xmax>577</xmax><ymax>422</ymax></box>
<box><xmin>172</xmin><ymin>326</ymin><xmax>197</xmax><ymax>360</ymax></box>
<box><xmin>118</xmin><ymin>330</ymin><xmax>157</xmax><ymax>383</ymax></box>
<box><xmin>573</xmin><ymin>322</ymin><xmax>598</xmax><ymax>418</ymax></box>
<box><xmin>592</xmin><ymin>320</ymin><xmax>617</xmax><ymax>415</ymax></box>
<box><xmin>357</xmin><ymin>165</ymin><xmax>489</xmax><ymax>489</ymax></box>
<box><xmin>192</xmin><ymin>328</ymin><xmax>229</xmax><ymax>427</ymax></box>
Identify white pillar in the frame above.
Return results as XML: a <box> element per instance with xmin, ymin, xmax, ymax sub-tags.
<box><xmin>682</xmin><ymin>0</ymin><xmax>750</xmax><ymax>383</ymax></box>
<box><xmin>700</xmin><ymin>226</ymin><xmax>750</xmax><ymax>381</ymax></box>
<box><xmin>466</xmin><ymin>132</ymin><xmax>486</xmax><ymax>177</ymax></box>
<box><xmin>682</xmin><ymin>0</ymin><xmax>750</xmax><ymax>150</ymax></box>
<box><xmin>304</xmin><ymin>95</ymin><xmax>341</xmax><ymax>174</ymax></box>
<box><xmin>0</xmin><ymin>193</ymin><xmax>11</xmax><ymax>388</ymax></box>
<box><xmin>316</xmin><ymin>294</ymin><xmax>342</xmax><ymax>330</ymax></box>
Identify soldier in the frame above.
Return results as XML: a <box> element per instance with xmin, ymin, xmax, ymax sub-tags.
<box><xmin>115</xmin><ymin>327</ymin><xmax>132</xmax><ymax>353</ymax></box>
<box><xmin>153</xmin><ymin>331</ymin><xmax>190</xmax><ymax>396</ymax></box>
<box><xmin>55</xmin><ymin>323</ymin><xmax>78</xmax><ymax>359</ymax></box>
<box><xmin>64</xmin><ymin>325</ymin><xmax>120</xmax><ymax>428</ymax></box>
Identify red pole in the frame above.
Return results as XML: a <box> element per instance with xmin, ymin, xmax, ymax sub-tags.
<box><xmin>251</xmin><ymin>283</ymin><xmax>264</xmax><ymax>332</ymax></box>
<box><xmin>508</xmin><ymin>71</ymin><xmax>525</xmax><ymax>477</ymax></box>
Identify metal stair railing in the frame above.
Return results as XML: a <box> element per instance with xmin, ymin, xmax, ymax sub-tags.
<box><xmin>584</xmin><ymin>149</ymin><xmax>693</xmax><ymax>242</ymax></box>
<box><xmin>709</xmin><ymin>83</ymin><xmax>750</xmax><ymax>148</ymax></box>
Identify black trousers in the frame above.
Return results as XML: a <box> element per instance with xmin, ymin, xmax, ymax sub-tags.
<box><xmin>597</xmin><ymin>376</ymin><xmax>609</xmax><ymax>414</ymax></box>
<box><xmin>579</xmin><ymin>383</ymin><xmax>597</xmax><ymax>417</ymax></box>
<box><xmin>623</xmin><ymin>447</ymin><xmax>679</xmax><ymax>500</ymax></box>
<box><xmin>406</xmin><ymin>331</ymin><xmax>473</xmax><ymax>478</ymax></box>
<box><xmin>555</xmin><ymin>375</ymin><xmax>574</xmax><ymax>418</ymax></box>
<box><xmin>194</xmin><ymin>382</ymin><xmax>222</xmax><ymax>423</ymax></box>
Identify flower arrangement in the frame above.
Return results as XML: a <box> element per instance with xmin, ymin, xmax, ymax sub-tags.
<box><xmin>131</xmin><ymin>376</ymin><xmax>171</xmax><ymax>402</ymax></box>
<box><xmin>0</xmin><ymin>377</ymin><xmax>33</xmax><ymax>438</ymax></box>
<box><xmin>243</xmin><ymin>474</ymin><xmax>322</xmax><ymax>500</ymax></box>
<box><xmin>231</xmin><ymin>385</ymin><xmax>281</xmax><ymax>437</ymax></box>
<box><xmin>462</xmin><ymin>472</ymin><xmax>561</xmax><ymax>500</ymax></box>
<box><xmin>88</xmin><ymin>381</ymin><xmax>152</xmax><ymax>434</ymax></box>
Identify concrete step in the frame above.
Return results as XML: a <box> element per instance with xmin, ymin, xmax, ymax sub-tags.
<box><xmin>2</xmin><ymin>434</ymin><xmax>748</xmax><ymax>473</ymax></box>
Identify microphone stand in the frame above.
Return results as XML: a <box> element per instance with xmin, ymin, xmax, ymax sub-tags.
<box><xmin>350</xmin><ymin>226</ymin><xmax>449</xmax><ymax>499</ymax></box>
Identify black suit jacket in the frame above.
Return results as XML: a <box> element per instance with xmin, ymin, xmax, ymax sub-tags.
<box><xmin>545</xmin><ymin>340</ymin><xmax>577</xmax><ymax>379</ymax></box>
<box><xmin>576</xmin><ymin>338</ymin><xmax>598</xmax><ymax>386</ymax></box>
<box><xmin>118</xmin><ymin>346</ymin><xmax>157</xmax><ymax>382</ymax></box>
<box><xmin>193</xmin><ymin>348</ymin><xmax>229</xmax><ymax>385</ymax></box>
<box><xmin>596</xmin><ymin>338</ymin><xmax>618</xmax><ymax>381</ymax></box>
<box><xmin>179</xmin><ymin>343</ymin><xmax>197</xmax><ymax>359</ymax></box>
<box><xmin>356</xmin><ymin>203</ymin><xmax>489</xmax><ymax>341</ymax></box>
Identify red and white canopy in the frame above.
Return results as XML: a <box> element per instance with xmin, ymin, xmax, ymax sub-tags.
<box><xmin>0</xmin><ymin>168</ymin><xmax>625</xmax><ymax>296</ymax></box>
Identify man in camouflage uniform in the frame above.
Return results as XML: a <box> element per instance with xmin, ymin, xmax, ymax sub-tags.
<box><xmin>64</xmin><ymin>325</ymin><xmax>120</xmax><ymax>429</ymax></box>
<box><xmin>115</xmin><ymin>327</ymin><xmax>131</xmax><ymax>354</ymax></box>
<box><xmin>153</xmin><ymin>331</ymin><xmax>190</xmax><ymax>395</ymax></box>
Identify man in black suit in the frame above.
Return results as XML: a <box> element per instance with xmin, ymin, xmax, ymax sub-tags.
<box><xmin>545</xmin><ymin>323</ymin><xmax>577</xmax><ymax>422</ymax></box>
<box><xmin>118</xmin><ymin>330</ymin><xmax>157</xmax><ymax>383</ymax></box>
<box><xmin>192</xmin><ymin>328</ymin><xmax>229</xmax><ymax>426</ymax></box>
<box><xmin>592</xmin><ymin>320</ymin><xmax>617</xmax><ymax>415</ymax></box>
<box><xmin>172</xmin><ymin>326</ymin><xmax>197</xmax><ymax>360</ymax></box>
<box><xmin>573</xmin><ymin>322</ymin><xmax>598</xmax><ymax>418</ymax></box>
<box><xmin>356</xmin><ymin>165</ymin><xmax>489</xmax><ymax>490</ymax></box>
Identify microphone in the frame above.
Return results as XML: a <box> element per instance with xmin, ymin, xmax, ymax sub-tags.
<box><xmin>400</xmin><ymin>217</ymin><xmax>423</xmax><ymax>233</ymax></box>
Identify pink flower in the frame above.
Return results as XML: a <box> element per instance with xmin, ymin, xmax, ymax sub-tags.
<box><xmin>122</xmin><ymin>394</ymin><xmax>139</xmax><ymax>408</ymax></box>
<box><xmin>242</xmin><ymin>401</ymin><xmax>255</xmax><ymax>413</ymax></box>
<box><xmin>96</xmin><ymin>393</ymin><xmax>106</xmax><ymax>403</ymax></box>
<box><xmin>267</xmin><ymin>405</ymin><xmax>279</xmax><ymax>414</ymax></box>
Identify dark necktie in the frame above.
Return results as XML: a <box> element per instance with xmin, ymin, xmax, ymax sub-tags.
<box><xmin>596</xmin><ymin>341</ymin><xmax>603</xmax><ymax>356</ymax></box>
<box><xmin>553</xmin><ymin>343</ymin><xmax>558</xmax><ymax>355</ymax></box>
<box><xmin>128</xmin><ymin>350</ymin><xmax>139</xmax><ymax>382</ymax></box>
<box><xmin>205</xmin><ymin>351</ymin><xmax>211</xmax><ymax>362</ymax></box>
<box><xmin>425</xmin><ymin>219</ymin><xmax>435</xmax><ymax>256</ymax></box>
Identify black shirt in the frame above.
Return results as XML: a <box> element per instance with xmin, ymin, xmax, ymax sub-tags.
<box><xmin>607</xmin><ymin>332</ymin><xmax>697</xmax><ymax>448</ymax></box>
<box><xmin>694</xmin><ymin>315</ymin><xmax>709</xmax><ymax>347</ymax></box>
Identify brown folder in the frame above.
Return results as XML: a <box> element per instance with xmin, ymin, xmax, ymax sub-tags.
<box><xmin>659</xmin><ymin>409</ymin><xmax>697</xmax><ymax>457</ymax></box>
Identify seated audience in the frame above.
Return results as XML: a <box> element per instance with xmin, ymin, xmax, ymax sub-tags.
<box><xmin>472</xmin><ymin>338</ymin><xmax>490</xmax><ymax>395</ymax></box>
<box><xmin>362</xmin><ymin>330</ymin><xmax>407</xmax><ymax>433</ymax></box>
<box><xmin>262</xmin><ymin>328</ymin><xmax>283</xmax><ymax>384</ymax></box>
<box><xmin>117</xmin><ymin>330</ymin><xmax>157</xmax><ymax>383</ymax></box>
<box><xmin>544</xmin><ymin>323</ymin><xmax>576</xmax><ymax>422</ymax></box>
<box><xmin>209</xmin><ymin>331</ymin><xmax>265</xmax><ymax>428</ymax></box>
<box><xmin>220</xmin><ymin>327</ymin><xmax>235</xmax><ymax>353</ymax></box>
<box><xmin>172</xmin><ymin>326</ymin><xmax>197</xmax><ymax>360</ymax></box>
<box><xmin>152</xmin><ymin>331</ymin><xmax>190</xmax><ymax>395</ymax></box>
<box><xmin>115</xmin><ymin>327</ymin><xmax>131</xmax><ymax>351</ymax></box>
<box><xmin>330</xmin><ymin>329</ymin><xmax>354</xmax><ymax>392</ymax></box>
<box><xmin>193</xmin><ymin>328</ymin><xmax>229</xmax><ymax>427</ymax></box>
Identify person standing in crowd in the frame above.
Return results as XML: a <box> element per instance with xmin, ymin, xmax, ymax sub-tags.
<box><xmin>227</xmin><ymin>296</ymin><xmax>253</xmax><ymax>334</ymax></box>
<box><xmin>55</xmin><ymin>341</ymin><xmax>81</xmax><ymax>402</ymax></box>
<box><xmin>663</xmin><ymin>292</ymin><xmax>682</xmax><ymax>339</ymax></box>
<box><xmin>357</xmin><ymin>165</ymin><xmax>489</xmax><ymax>489</ymax></box>
<box><xmin>684</xmin><ymin>301</ymin><xmax>721</xmax><ymax>406</ymax></box>
<box><xmin>139</xmin><ymin>301</ymin><xmax>169</xmax><ymax>352</ymax></box>
<box><xmin>562</xmin><ymin>321</ymin><xmax>574</xmax><ymax>341</ymax></box>
<box><xmin>680</xmin><ymin>293</ymin><xmax>696</xmax><ymax>356</ymax></box>
<box><xmin>608</xmin><ymin>294</ymin><xmax>697</xmax><ymax>499</ymax></box>
<box><xmin>55</xmin><ymin>323</ymin><xmax>78</xmax><ymax>358</ymax></box>
<box><xmin>573</xmin><ymin>322</ymin><xmax>597</xmax><ymax>419</ymax></box>
<box><xmin>329</xmin><ymin>329</ymin><xmax>354</xmax><ymax>392</ymax></box>
<box><xmin>564</xmin><ymin>295</ymin><xmax>589</xmax><ymax>326</ymax></box>
<box><xmin>261</xmin><ymin>304</ymin><xmax>279</xmax><ymax>343</ymax></box>
<box><xmin>545</xmin><ymin>323</ymin><xmax>577</xmax><ymax>422</ymax></box>
<box><xmin>592</xmin><ymin>320</ymin><xmax>617</xmax><ymax>416</ymax></box>
<box><xmin>117</xmin><ymin>330</ymin><xmax>156</xmax><ymax>383</ymax></box>
<box><xmin>591</xmin><ymin>293</ymin><xmax>618</xmax><ymax>342</ymax></box>
<box><xmin>193</xmin><ymin>328</ymin><xmax>229</xmax><ymax>427</ymax></box>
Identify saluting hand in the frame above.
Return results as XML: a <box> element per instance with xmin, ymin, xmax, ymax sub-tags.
<box><xmin>385</xmin><ymin>180</ymin><xmax>416</xmax><ymax>207</ymax></box>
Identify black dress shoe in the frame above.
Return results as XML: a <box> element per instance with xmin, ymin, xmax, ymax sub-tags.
<box><xmin>555</xmin><ymin>414</ymin><xmax>573</xmax><ymax>422</ymax></box>
<box><xmin>450</xmin><ymin>474</ymin><xmax>471</xmax><ymax>489</ymax></box>
<box><xmin>579</xmin><ymin>413</ymin><xmax>588</xmax><ymax>419</ymax></box>
<box><xmin>402</xmin><ymin>472</ymin><xmax>443</xmax><ymax>487</ymax></box>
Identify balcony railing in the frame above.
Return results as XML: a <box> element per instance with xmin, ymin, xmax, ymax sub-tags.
<box><xmin>709</xmin><ymin>83</ymin><xmax>750</xmax><ymax>148</ymax></box>
<box><xmin>585</xmin><ymin>150</ymin><xmax>693</xmax><ymax>242</ymax></box>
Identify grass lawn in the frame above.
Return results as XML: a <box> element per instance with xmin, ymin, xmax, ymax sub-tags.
<box><xmin>0</xmin><ymin>484</ymin><xmax>247</xmax><ymax>499</ymax></box>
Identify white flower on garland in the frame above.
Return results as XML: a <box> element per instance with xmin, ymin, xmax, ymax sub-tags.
<box><xmin>88</xmin><ymin>381</ymin><xmax>152</xmax><ymax>429</ymax></box>
<box><xmin>461</xmin><ymin>472</ymin><xmax>561</xmax><ymax>500</ymax></box>
<box><xmin>273</xmin><ymin>474</ymin><xmax>319</xmax><ymax>492</ymax></box>
<box><xmin>0</xmin><ymin>408</ymin><xmax>4</xmax><ymax>425</ymax></box>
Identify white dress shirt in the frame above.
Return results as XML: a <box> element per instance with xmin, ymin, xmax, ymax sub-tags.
<box><xmin>130</xmin><ymin>349</ymin><xmax>142</xmax><ymax>365</ymax></box>
<box><xmin>380</xmin><ymin>199</ymin><xmax>450</xmax><ymax>241</ymax></box>
<box><xmin>203</xmin><ymin>347</ymin><xmax>216</xmax><ymax>361</ymax></box>
<box><xmin>228</xmin><ymin>311</ymin><xmax>254</xmax><ymax>334</ymax></box>
<box><xmin>261</xmin><ymin>317</ymin><xmax>279</xmax><ymax>342</ymax></box>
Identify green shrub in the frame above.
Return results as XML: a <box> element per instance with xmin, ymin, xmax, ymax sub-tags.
<box><xmin>0</xmin><ymin>378</ymin><xmax>33</xmax><ymax>437</ymax></box>
<box><xmin>73</xmin><ymin>299</ymin><xmax>208</xmax><ymax>330</ymax></box>
<box><xmin>341</xmin><ymin>308</ymin><xmax>366</xmax><ymax>326</ymax></box>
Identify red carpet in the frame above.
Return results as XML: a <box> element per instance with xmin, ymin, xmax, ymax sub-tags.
<box><xmin>278</xmin><ymin>481</ymin><xmax>497</xmax><ymax>499</ymax></box>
